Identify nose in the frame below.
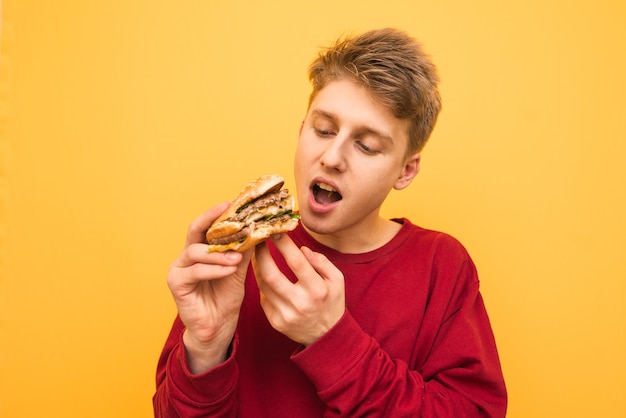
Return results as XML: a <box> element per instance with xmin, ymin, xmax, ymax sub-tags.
<box><xmin>319</xmin><ymin>136</ymin><xmax>347</xmax><ymax>172</ymax></box>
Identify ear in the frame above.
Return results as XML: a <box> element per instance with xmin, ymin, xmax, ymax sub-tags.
<box><xmin>394</xmin><ymin>153</ymin><xmax>421</xmax><ymax>190</ymax></box>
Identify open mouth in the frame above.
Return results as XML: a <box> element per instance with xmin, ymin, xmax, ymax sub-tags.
<box><xmin>312</xmin><ymin>182</ymin><xmax>342</xmax><ymax>205</ymax></box>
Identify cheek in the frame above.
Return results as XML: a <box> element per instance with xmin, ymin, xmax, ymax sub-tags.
<box><xmin>293</xmin><ymin>143</ymin><xmax>312</xmax><ymax>184</ymax></box>
<box><xmin>293</xmin><ymin>144</ymin><xmax>307</xmax><ymax>174</ymax></box>
<box><xmin>354</xmin><ymin>162</ymin><xmax>402</xmax><ymax>194</ymax></box>
<box><xmin>295</xmin><ymin>136</ymin><xmax>322</xmax><ymax>166</ymax></box>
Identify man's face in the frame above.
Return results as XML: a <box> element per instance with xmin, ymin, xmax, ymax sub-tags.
<box><xmin>294</xmin><ymin>79</ymin><xmax>419</xmax><ymax>245</ymax></box>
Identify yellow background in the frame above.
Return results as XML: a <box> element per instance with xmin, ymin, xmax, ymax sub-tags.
<box><xmin>1</xmin><ymin>1</ymin><xmax>625</xmax><ymax>417</ymax></box>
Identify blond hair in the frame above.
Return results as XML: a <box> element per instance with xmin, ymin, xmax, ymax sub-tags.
<box><xmin>308</xmin><ymin>28</ymin><xmax>442</xmax><ymax>155</ymax></box>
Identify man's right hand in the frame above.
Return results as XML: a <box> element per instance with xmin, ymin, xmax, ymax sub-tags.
<box><xmin>167</xmin><ymin>202</ymin><xmax>253</xmax><ymax>374</ymax></box>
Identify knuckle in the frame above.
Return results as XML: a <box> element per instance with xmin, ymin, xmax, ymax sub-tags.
<box><xmin>262</xmin><ymin>269</ymin><xmax>284</xmax><ymax>286</ymax></box>
<box><xmin>289</xmin><ymin>255</ymin><xmax>310</xmax><ymax>273</ymax></box>
<box><xmin>280</xmin><ymin>308</ymin><xmax>299</xmax><ymax>327</ymax></box>
<box><xmin>188</xmin><ymin>263</ymin><xmax>204</xmax><ymax>278</ymax></box>
<box><xmin>308</xmin><ymin>286</ymin><xmax>329</xmax><ymax>303</ymax></box>
<box><xmin>187</xmin><ymin>218</ymin><xmax>207</xmax><ymax>239</ymax></box>
<box><xmin>166</xmin><ymin>265</ymin><xmax>181</xmax><ymax>289</ymax></box>
<box><xmin>292</xmin><ymin>293</ymin><xmax>316</xmax><ymax>316</ymax></box>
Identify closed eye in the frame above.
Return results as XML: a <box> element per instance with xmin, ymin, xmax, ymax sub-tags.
<box><xmin>356</xmin><ymin>140</ymin><xmax>379</xmax><ymax>155</ymax></box>
<box><xmin>315</xmin><ymin>128</ymin><xmax>335</xmax><ymax>137</ymax></box>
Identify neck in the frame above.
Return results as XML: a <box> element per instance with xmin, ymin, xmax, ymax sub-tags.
<box><xmin>304</xmin><ymin>216</ymin><xmax>401</xmax><ymax>254</ymax></box>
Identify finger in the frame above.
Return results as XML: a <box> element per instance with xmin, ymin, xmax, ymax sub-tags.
<box><xmin>268</xmin><ymin>234</ymin><xmax>322</xmax><ymax>288</ymax></box>
<box><xmin>252</xmin><ymin>241</ymin><xmax>294</xmax><ymax>299</ymax></box>
<box><xmin>170</xmin><ymin>262</ymin><xmax>238</xmax><ymax>290</ymax></box>
<box><xmin>234</xmin><ymin>248</ymin><xmax>254</xmax><ymax>279</ymax></box>
<box><xmin>169</xmin><ymin>245</ymin><xmax>243</xmax><ymax>292</ymax></box>
<box><xmin>253</xmin><ymin>244</ymin><xmax>294</xmax><ymax>330</ymax></box>
<box><xmin>300</xmin><ymin>246</ymin><xmax>344</xmax><ymax>285</ymax></box>
<box><xmin>176</xmin><ymin>243</ymin><xmax>242</xmax><ymax>268</ymax></box>
<box><xmin>184</xmin><ymin>201</ymin><xmax>231</xmax><ymax>247</ymax></box>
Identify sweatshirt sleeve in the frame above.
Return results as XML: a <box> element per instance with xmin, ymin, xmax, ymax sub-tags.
<box><xmin>153</xmin><ymin>316</ymin><xmax>239</xmax><ymax>418</ymax></box>
<box><xmin>291</xmin><ymin>258</ymin><xmax>507</xmax><ymax>417</ymax></box>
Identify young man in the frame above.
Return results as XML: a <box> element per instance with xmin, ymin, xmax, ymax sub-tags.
<box><xmin>154</xmin><ymin>28</ymin><xmax>507</xmax><ymax>417</ymax></box>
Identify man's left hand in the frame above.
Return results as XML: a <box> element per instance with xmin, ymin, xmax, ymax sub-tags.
<box><xmin>252</xmin><ymin>234</ymin><xmax>346</xmax><ymax>346</ymax></box>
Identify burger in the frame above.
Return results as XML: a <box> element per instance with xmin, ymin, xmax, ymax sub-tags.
<box><xmin>206</xmin><ymin>174</ymin><xmax>300</xmax><ymax>252</ymax></box>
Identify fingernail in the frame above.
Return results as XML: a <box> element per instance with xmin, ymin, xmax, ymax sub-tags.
<box><xmin>225</xmin><ymin>251</ymin><xmax>240</xmax><ymax>260</ymax></box>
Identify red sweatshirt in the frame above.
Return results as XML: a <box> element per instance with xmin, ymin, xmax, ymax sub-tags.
<box><xmin>154</xmin><ymin>219</ymin><xmax>507</xmax><ymax>417</ymax></box>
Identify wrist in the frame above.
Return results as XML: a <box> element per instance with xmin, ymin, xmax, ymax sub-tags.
<box><xmin>182</xmin><ymin>329</ymin><xmax>233</xmax><ymax>374</ymax></box>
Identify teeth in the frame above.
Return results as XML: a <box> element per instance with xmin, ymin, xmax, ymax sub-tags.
<box><xmin>317</xmin><ymin>182</ymin><xmax>336</xmax><ymax>193</ymax></box>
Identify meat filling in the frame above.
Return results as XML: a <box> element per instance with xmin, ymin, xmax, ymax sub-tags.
<box><xmin>207</xmin><ymin>227</ymin><xmax>250</xmax><ymax>246</ymax></box>
<box><xmin>234</xmin><ymin>189</ymin><xmax>290</xmax><ymax>222</ymax></box>
<box><xmin>206</xmin><ymin>213</ymin><xmax>294</xmax><ymax>246</ymax></box>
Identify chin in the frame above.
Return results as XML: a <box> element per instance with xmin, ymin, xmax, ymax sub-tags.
<box><xmin>299</xmin><ymin>209</ymin><xmax>325</xmax><ymax>232</ymax></box>
<box><xmin>300</xmin><ymin>210</ymin><xmax>341</xmax><ymax>237</ymax></box>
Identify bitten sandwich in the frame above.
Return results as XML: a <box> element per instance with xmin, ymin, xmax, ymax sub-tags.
<box><xmin>206</xmin><ymin>174</ymin><xmax>300</xmax><ymax>252</ymax></box>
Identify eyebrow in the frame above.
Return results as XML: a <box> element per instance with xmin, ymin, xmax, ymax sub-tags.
<box><xmin>310</xmin><ymin>109</ymin><xmax>395</xmax><ymax>146</ymax></box>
